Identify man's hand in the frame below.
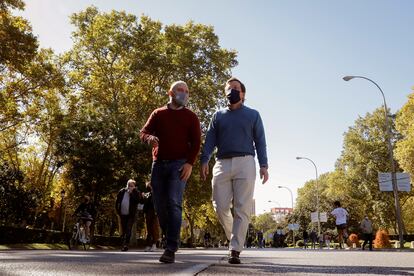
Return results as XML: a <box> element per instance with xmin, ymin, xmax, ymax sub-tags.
<box><xmin>260</xmin><ymin>167</ymin><xmax>269</xmax><ymax>184</ymax></box>
<box><xmin>200</xmin><ymin>163</ymin><xmax>209</xmax><ymax>181</ymax></box>
<box><xmin>180</xmin><ymin>163</ymin><xmax>193</xmax><ymax>182</ymax></box>
<box><xmin>147</xmin><ymin>135</ymin><xmax>159</xmax><ymax>147</ymax></box>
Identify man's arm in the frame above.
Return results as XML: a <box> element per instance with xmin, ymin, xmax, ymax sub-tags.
<box><xmin>180</xmin><ymin>114</ymin><xmax>201</xmax><ymax>182</ymax></box>
<box><xmin>253</xmin><ymin>112</ymin><xmax>268</xmax><ymax>184</ymax></box>
<box><xmin>140</xmin><ymin>110</ymin><xmax>158</xmax><ymax>145</ymax></box>
<box><xmin>253</xmin><ymin>111</ymin><xmax>268</xmax><ymax>167</ymax></box>
<box><xmin>186</xmin><ymin>114</ymin><xmax>202</xmax><ymax>166</ymax></box>
<box><xmin>200</xmin><ymin>113</ymin><xmax>218</xmax><ymax>164</ymax></box>
<box><xmin>200</xmin><ymin>113</ymin><xmax>218</xmax><ymax>180</ymax></box>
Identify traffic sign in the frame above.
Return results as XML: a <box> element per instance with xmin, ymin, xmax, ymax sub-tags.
<box><xmin>378</xmin><ymin>173</ymin><xmax>411</xmax><ymax>192</ymax></box>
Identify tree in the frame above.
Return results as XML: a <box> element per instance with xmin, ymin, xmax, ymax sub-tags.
<box><xmin>251</xmin><ymin>213</ymin><xmax>277</xmax><ymax>234</ymax></box>
<box><xmin>294</xmin><ymin>107</ymin><xmax>411</xmax><ymax>234</ymax></box>
<box><xmin>0</xmin><ymin>0</ymin><xmax>38</xmax><ymax>72</ymax></box>
<box><xmin>395</xmin><ymin>89</ymin><xmax>414</xmax><ymax>233</ymax></box>
<box><xmin>55</xmin><ymin>6</ymin><xmax>237</xmax><ymax>234</ymax></box>
<box><xmin>1</xmin><ymin>0</ymin><xmax>66</xmax><ymax>226</ymax></box>
<box><xmin>333</xmin><ymin>107</ymin><xmax>407</xmax><ymax>231</ymax></box>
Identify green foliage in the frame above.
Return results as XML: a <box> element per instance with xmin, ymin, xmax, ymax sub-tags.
<box><xmin>1</xmin><ymin>2</ymin><xmax>237</xmax><ymax>237</ymax></box>
<box><xmin>395</xmin><ymin>91</ymin><xmax>414</xmax><ymax>183</ymax></box>
<box><xmin>0</xmin><ymin>0</ymin><xmax>37</xmax><ymax>71</ymax></box>
<box><xmin>251</xmin><ymin>213</ymin><xmax>277</xmax><ymax>233</ymax></box>
<box><xmin>54</xmin><ymin>6</ymin><xmax>237</xmax><ymax>237</ymax></box>
<box><xmin>293</xmin><ymin>107</ymin><xmax>411</xmax><ymax>234</ymax></box>
<box><xmin>0</xmin><ymin>156</ymin><xmax>40</xmax><ymax>225</ymax></box>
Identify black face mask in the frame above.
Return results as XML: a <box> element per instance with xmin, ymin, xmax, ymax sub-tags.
<box><xmin>226</xmin><ymin>89</ymin><xmax>241</xmax><ymax>104</ymax></box>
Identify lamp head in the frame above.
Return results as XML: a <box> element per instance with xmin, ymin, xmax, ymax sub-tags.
<box><xmin>343</xmin><ymin>76</ymin><xmax>355</xmax><ymax>81</ymax></box>
<box><xmin>277</xmin><ymin>185</ymin><xmax>282</xmax><ymax>188</ymax></box>
<box><xmin>296</xmin><ymin>156</ymin><xmax>302</xmax><ymax>160</ymax></box>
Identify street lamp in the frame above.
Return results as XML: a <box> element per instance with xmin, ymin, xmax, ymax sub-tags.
<box><xmin>267</xmin><ymin>200</ymin><xmax>281</xmax><ymax>207</ymax></box>
<box><xmin>60</xmin><ymin>189</ymin><xmax>66</xmax><ymax>232</ymax></box>
<box><xmin>276</xmin><ymin>186</ymin><xmax>293</xmax><ymax>210</ymax></box>
<box><xmin>343</xmin><ymin>75</ymin><xmax>404</xmax><ymax>248</ymax></box>
<box><xmin>296</xmin><ymin>156</ymin><xmax>320</xmax><ymax>236</ymax></box>
<box><xmin>277</xmin><ymin>185</ymin><xmax>295</xmax><ymax>247</ymax></box>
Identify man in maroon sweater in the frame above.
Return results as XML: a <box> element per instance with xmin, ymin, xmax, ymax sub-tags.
<box><xmin>140</xmin><ymin>81</ymin><xmax>201</xmax><ymax>263</ymax></box>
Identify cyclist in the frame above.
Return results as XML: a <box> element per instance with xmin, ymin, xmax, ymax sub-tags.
<box><xmin>74</xmin><ymin>195</ymin><xmax>96</xmax><ymax>242</ymax></box>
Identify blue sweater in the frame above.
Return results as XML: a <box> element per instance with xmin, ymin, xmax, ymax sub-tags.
<box><xmin>200</xmin><ymin>105</ymin><xmax>268</xmax><ymax>167</ymax></box>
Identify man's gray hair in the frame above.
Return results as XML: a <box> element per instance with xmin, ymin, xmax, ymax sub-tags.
<box><xmin>169</xmin><ymin>80</ymin><xmax>188</xmax><ymax>92</ymax></box>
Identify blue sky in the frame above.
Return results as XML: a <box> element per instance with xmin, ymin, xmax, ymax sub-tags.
<box><xmin>17</xmin><ymin>0</ymin><xmax>414</xmax><ymax>214</ymax></box>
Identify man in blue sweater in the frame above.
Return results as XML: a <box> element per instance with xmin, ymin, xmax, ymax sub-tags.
<box><xmin>200</xmin><ymin>77</ymin><xmax>269</xmax><ymax>264</ymax></box>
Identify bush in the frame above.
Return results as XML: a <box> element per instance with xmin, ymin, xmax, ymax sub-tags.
<box><xmin>349</xmin><ymin>233</ymin><xmax>360</xmax><ymax>247</ymax></box>
<box><xmin>374</xmin><ymin>229</ymin><xmax>391</xmax><ymax>248</ymax></box>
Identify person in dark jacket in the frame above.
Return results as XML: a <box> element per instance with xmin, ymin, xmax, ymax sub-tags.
<box><xmin>143</xmin><ymin>181</ymin><xmax>160</xmax><ymax>252</ymax></box>
<box><xmin>115</xmin><ymin>179</ymin><xmax>142</xmax><ymax>251</ymax></box>
<box><xmin>302</xmin><ymin>229</ymin><xmax>309</xmax><ymax>249</ymax></box>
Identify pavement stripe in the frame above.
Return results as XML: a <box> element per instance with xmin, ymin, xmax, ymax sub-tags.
<box><xmin>175</xmin><ymin>263</ymin><xmax>211</xmax><ymax>276</ymax></box>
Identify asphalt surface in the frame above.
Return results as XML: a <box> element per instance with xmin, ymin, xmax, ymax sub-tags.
<box><xmin>1</xmin><ymin>248</ymin><xmax>413</xmax><ymax>275</ymax></box>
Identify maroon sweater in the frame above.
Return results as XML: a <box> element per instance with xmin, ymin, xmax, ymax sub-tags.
<box><xmin>140</xmin><ymin>105</ymin><xmax>201</xmax><ymax>165</ymax></box>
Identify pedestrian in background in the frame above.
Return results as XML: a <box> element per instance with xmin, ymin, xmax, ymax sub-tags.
<box><xmin>331</xmin><ymin>201</ymin><xmax>349</xmax><ymax>249</ymax></box>
<box><xmin>324</xmin><ymin>232</ymin><xmax>331</xmax><ymax>249</ymax></box>
<box><xmin>309</xmin><ymin>229</ymin><xmax>317</xmax><ymax>249</ymax></box>
<box><xmin>360</xmin><ymin>215</ymin><xmax>373</xmax><ymax>251</ymax></box>
<box><xmin>302</xmin><ymin>229</ymin><xmax>309</xmax><ymax>249</ymax></box>
<box><xmin>143</xmin><ymin>182</ymin><xmax>159</xmax><ymax>252</ymax></box>
<box><xmin>115</xmin><ymin>179</ymin><xmax>142</xmax><ymax>251</ymax></box>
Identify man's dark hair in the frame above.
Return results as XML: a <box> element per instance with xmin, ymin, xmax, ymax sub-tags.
<box><xmin>226</xmin><ymin>77</ymin><xmax>246</xmax><ymax>93</ymax></box>
<box><xmin>334</xmin><ymin>201</ymin><xmax>341</xmax><ymax>207</ymax></box>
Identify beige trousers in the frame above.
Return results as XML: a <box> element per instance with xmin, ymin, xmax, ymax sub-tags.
<box><xmin>212</xmin><ymin>155</ymin><xmax>256</xmax><ymax>252</ymax></box>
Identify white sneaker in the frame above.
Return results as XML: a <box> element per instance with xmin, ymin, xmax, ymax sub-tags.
<box><xmin>149</xmin><ymin>244</ymin><xmax>157</xmax><ymax>252</ymax></box>
<box><xmin>144</xmin><ymin>246</ymin><xmax>151</xmax><ymax>252</ymax></box>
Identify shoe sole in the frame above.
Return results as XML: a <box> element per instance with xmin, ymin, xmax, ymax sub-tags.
<box><xmin>159</xmin><ymin>258</ymin><xmax>175</xmax><ymax>263</ymax></box>
<box><xmin>228</xmin><ymin>258</ymin><xmax>241</xmax><ymax>264</ymax></box>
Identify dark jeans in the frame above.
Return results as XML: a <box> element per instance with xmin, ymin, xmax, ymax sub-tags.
<box><xmin>362</xmin><ymin>233</ymin><xmax>373</xmax><ymax>250</ymax></box>
<box><xmin>151</xmin><ymin>159</ymin><xmax>186</xmax><ymax>252</ymax></box>
<box><xmin>120</xmin><ymin>214</ymin><xmax>135</xmax><ymax>246</ymax></box>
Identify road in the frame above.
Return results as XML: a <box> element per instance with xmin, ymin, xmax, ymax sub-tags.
<box><xmin>1</xmin><ymin>248</ymin><xmax>413</xmax><ymax>275</ymax></box>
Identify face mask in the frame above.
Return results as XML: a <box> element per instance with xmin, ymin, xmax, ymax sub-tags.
<box><xmin>226</xmin><ymin>88</ymin><xmax>241</xmax><ymax>104</ymax></box>
<box><xmin>173</xmin><ymin>91</ymin><xmax>188</xmax><ymax>107</ymax></box>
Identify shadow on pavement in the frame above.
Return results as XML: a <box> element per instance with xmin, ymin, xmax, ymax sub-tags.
<box><xmin>204</xmin><ymin>262</ymin><xmax>414</xmax><ymax>275</ymax></box>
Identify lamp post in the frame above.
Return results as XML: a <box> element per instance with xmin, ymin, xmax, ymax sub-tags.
<box><xmin>277</xmin><ymin>185</ymin><xmax>295</xmax><ymax>247</ymax></box>
<box><xmin>296</xmin><ymin>156</ymin><xmax>320</xmax><ymax>236</ymax></box>
<box><xmin>343</xmin><ymin>75</ymin><xmax>404</xmax><ymax>248</ymax></box>
<box><xmin>267</xmin><ymin>200</ymin><xmax>281</xmax><ymax>207</ymax></box>
<box><xmin>60</xmin><ymin>189</ymin><xmax>66</xmax><ymax>232</ymax></box>
<box><xmin>276</xmin><ymin>186</ymin><xmax>294</xmax><ymax>210</ymax></box>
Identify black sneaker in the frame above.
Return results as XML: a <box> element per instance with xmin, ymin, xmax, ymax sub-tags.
<box><xmin>228</xmin><ymin>250</ymin><xmax>241</xmax><ymax>264</ymax></box>
<box><xmin>159</xmin><ymin>249</ymin><xmax>175</xmax><ymax>263</ymax></box>
<box><xmin>121</xmin><ymin>245</ymin><xmax>128</xmax><ymax>252</ymax></box>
